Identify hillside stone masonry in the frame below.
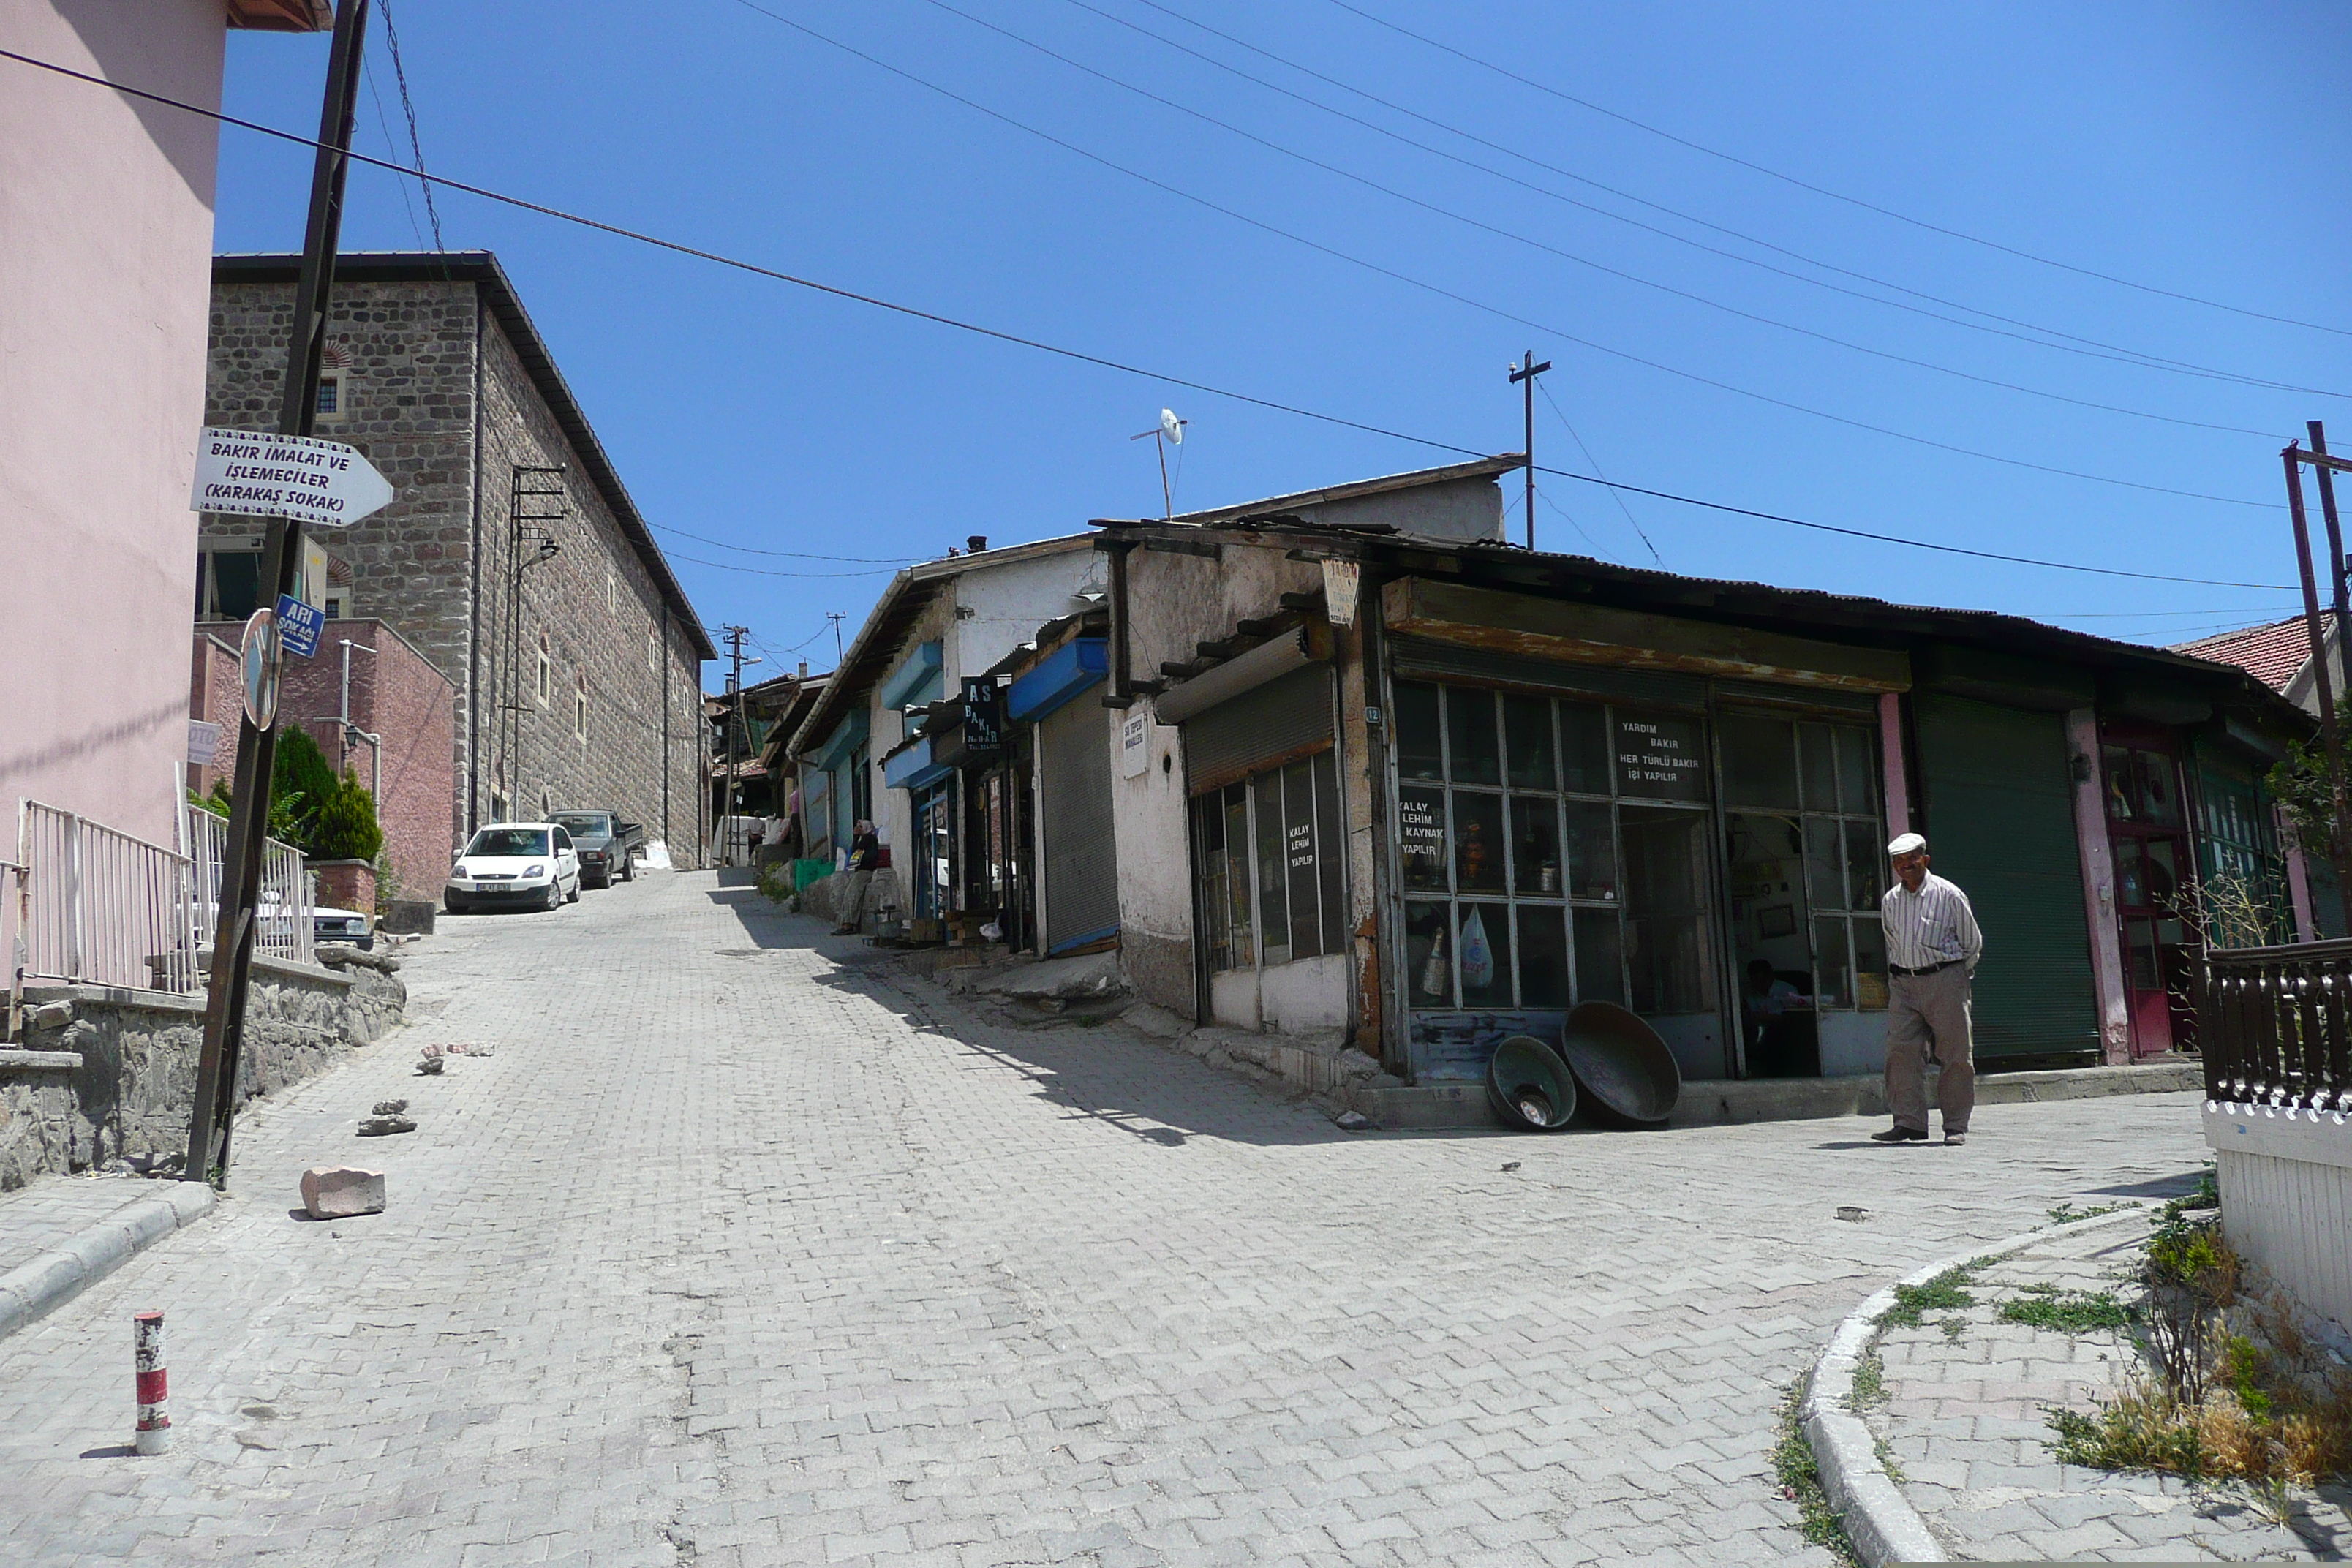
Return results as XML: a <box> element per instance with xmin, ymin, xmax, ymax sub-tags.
<box><xmin>202</xmin><ymin>254</ymin><xmax>712</xmax><ymax>867</ymax></box>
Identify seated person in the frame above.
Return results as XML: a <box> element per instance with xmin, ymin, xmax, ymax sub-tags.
<box><xmin>1741</xmin><ymin>958</ymin><xmax>1811</xmax><ymax>1058</ymax></box>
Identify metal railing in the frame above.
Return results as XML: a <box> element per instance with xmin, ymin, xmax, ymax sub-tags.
<box><xmin>181</xmin><ymin>804</ymin><xmax>314</xmax><ymax>971</ymax></box>
<box><xmin>3</xmin><ymin>858</ymin><xmax>25</xmax><ymax>1036</ymax></box>
<box><xmin>7</xmin><ymin>799</ymin><xmax>314</xmax><ymax>1003</ymax></box>
<box><xmin>14</xmin><ymin>801</ymin><xmax>199</xmax><ymax>995</ymax></box>
<box><xmin>2200</xmin><ymin>937</ymin><xmax>2352</xmax><ymax>1114</ymax></box>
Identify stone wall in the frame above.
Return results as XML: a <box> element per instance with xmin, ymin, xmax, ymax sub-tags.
<box><xmin>0</xmin><ymin>954</ymin><xmax>405</xmax><ymax>1191</ymax></box>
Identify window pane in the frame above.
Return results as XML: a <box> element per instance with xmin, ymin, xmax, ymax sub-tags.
<box><xmin>1834</xmin><ymin>725</ymin><xmax>1875</xmax><ymax>816</ymax></box>
<box><xmin>1842</xmin><ymin>820</ymin><xmax>1884</xmax><ymax>911</ymax></box>
<box><xmin>1452</xmin><ymin>791</ymin><xmax>1507</xmax><ymax>893</ymax></box>
<box><xmin>210</xmin><ymin>550</ymin><xmax>263</xmax><ymax>622</ymax></box>
<box><xmin>2103</xmin><ymin>745</ymin><xmax>2138</xmax><ymax>821</ymax></box>
<box><xmin>1406</xmin><ymin>900</ymin><xmax>1452</xmax><ymax>1006</ymax></box>
<box><xmin>1511</xmin><ymin>795</ymin><xmax>1562</xmax><ymax>896</ymax></box>
<box><xmin>1814</xmin><ymin>915</ymin><xmax>1854</xmax><ymax>1009</ymax></box>
<box><xmin>1797</xmin><ymin>723</ymin><xmax>1839</xmax><ymax>813</ymax></box>
<box><xmin>2144</xmin><ymin>838</ymin><xmax>2181</xmax><ymax>909</ymax></box>
<box><xmin>1575</xmin><ymin>908</ymin><xmax>1624</xmax><ymax>1005</ymax></box>
<box><xmin>1719</xmin><ymin>714</ymin><xmax>1798</xmax><ymax>809</ymax></box>
<box><xmin>2139</xmin><ymin>753</ymin><xmax>2182</xmax><ymax>828</ymax></box>
<box><xmin>1504</xmin><ymin>693</ymin><xmax>1557</xmax><ymax>790</ymax></box>
<box><xmin>1313</xmin><ymin>750</ymin><xmax>1347</xmax><ymax>958</ymax></box>
<box><xmin>1564</xmin><ymin>800</ymin><xmax>1618</xmax><ymax>902</ymax></box>
<box><xmin>1395</xmin><ymin>680</ymin><xmax>1444</xmax><ymax>781</ymax></box>
<box><xmin>1560</xmin><ymin>702</ymin><xmax>1611</xmax><ymax>794</ymax></box>
<box><xmin>1852</xmin><ymin>916</ymin><xmax>1888</xmax><ymax>1010</ymax></box>
<box><xmin>1253</xmin><ymin>771</ymin><xmax>1289</xmax><ymax>962</ymax></box>
<box><xmin>1520</xmin><ymin>905</ymin><xmax>1571</xmax><ymax>1007</ymax></box>
<box><xmin>1398</xmin><ymin>784</ymin><xmax>1449</xmax><ymax>892</ymax></box>
<box><xmin>1226</xmin><ymin>785</ymin><xmax>1254</xmax><ymax>967</ymax></box>
<box><xmin>1458</xmin><ymin>902</ymin><xmax>1515</xmax><ymax>1008</ymax></box>
<box><xmin>2116</xmin><ymin>839</ymin><xmax>2146</xmax><ymax>908</ymax></box>
<box><xmin>2126</xmin><ymin>916</ymin><xmax>2160</xmax><ymax>990</ymax></box>
<box><xmin>1613</xmin><ymin>712</ymin><xmax>1708</xmax><ymax>802</ymax></box>
<box><xmin>1804</xmin><ymin>816</ymin><xmax>1845</xmax><ymax>911</ymax></box>
<box><xmin>1447</xmin><ymin>688</ymin><xmax>1501</xmax><ymax>785</ymax></box>
<box><xmin>1283</xmin><ymin>761</ymin><xmax>1321</xmax><ymax>960</ymax></box>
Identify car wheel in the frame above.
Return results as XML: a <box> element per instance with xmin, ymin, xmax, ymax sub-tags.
<box><xmin>619</xmin><ymin>859</ymin><xmax>633</xmax><ymax>883</ymax></box>
<box><xmin>565</xmin><ymin>878</ymin><xmax>580</xmax><ymax>904</ymax></box>
<box><xmin>542</xmin><ymin>881</ymin><xmax>562</xmax><ymax>912</ymax></box>
<box><xmin>445</xmin><ymin>895</ymin><xmax>468</xmax><ymax>915</ymax></box>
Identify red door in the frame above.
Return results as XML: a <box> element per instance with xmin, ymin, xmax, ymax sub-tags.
<box><xmin>2103</xmin><ymin>734</ymin><xmax>2195</xmax><ymax>1059</ymax></box>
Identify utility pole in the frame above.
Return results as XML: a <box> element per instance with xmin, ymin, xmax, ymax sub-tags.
<box><xmin>1509</xmin><ymin>350</ymin><xmax>1551</xmax><ymax>551</ymax></box>
<box><xmin>2310</xmin><ymin>421</ymin><xmax>2348</xmax><ymax>638</ymax></box>
<box><xmin>722</xmin><ymin>625</ymin><xmax>748</xmax><ymax>866</ymax></box>
<box><xmin>826</xmin><ymin>612</ymin><xmax>845</xmax><ymax>667</ymax></box>
<box><xmin>2285</xmin><ymin>442</ymin><xmax>2352</xmax><ymax>899</ymax></box>
<box><xmin>184</xmin><ymin>0</ymin><xmax>370</xmax><ymax>1189</ymax></box>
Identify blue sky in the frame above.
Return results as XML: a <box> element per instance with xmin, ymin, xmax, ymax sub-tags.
<box><xmin>214</xmin><ymin>1</ymin><xmax>2351</xmax><ymax>688</ymax></box>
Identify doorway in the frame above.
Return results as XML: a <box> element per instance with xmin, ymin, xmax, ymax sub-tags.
<box><xmin>2103</xmin><ymin>734</ymin><xmax>2195</xmax><ymax>1057</ymax></box>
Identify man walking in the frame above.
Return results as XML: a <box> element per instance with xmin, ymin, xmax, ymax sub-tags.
<box><xmin>1874</xmin><ymin>832</ymin><xmax>1983</xmax><ymax>1146</ymax></box>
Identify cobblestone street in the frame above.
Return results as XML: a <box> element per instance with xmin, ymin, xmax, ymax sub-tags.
<box><xmin>0</xmin><ymin>870</ymin><xmax>2215</xmax><ymax>1566</ymax></box>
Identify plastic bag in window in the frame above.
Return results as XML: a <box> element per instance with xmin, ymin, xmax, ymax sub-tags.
<box><xmin>1460</xmin><ymin>908</ymin><xmax>1495</xmax><ymax>992</ymax></box>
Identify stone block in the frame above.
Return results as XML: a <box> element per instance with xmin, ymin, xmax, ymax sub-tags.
<box><xmin>301</xmin><ymin>1166</ymin><xmax>386</xmax><ymax>1219</ymax></box>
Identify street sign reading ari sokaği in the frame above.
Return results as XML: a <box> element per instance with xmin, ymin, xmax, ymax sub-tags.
<box><xmin>191</xmin><ymin>428</ymin><xmax>394</xmax><ymax>529</ymax></box>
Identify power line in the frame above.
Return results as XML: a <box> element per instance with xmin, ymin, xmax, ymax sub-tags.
<box><xmin>1537</xmin><ymin>381</ymin><xmax>1659</xmax><ymax>564</ymax></box>
<box><xmin>649</xmin><ymin>521</ymin><xmax>914</xmax><ymax>564</ymax></box>
<box><xmin>1068</xmin><ymin>0</ymin><xmax>2340</xmax><ymax>401</ymax></box>
<box><xmin>360</xmin><ymin>59</ymin><xmax>427</xmax><ymax>252</ymax></box>
<box><xmin>0</xmin><ymin>44</ymin><xmax>2298</xmax><ymax>592</ymax></box>
<box><xmin>1321</xmin><ymin>0</ymin><xmax>2352</xmax><ymax>342</ymax></box>
<box><xmin>740</xmin><ymin>2</ymin><xmax>2280</xmax><ymax>505</ymax></box>
<box><xmin>377</xmin><ymin>0</ymin><xmax>444</xmax><ymax>251</ymax></box>
<box><xmin>664</xmin><ymin>549</ymin><xmax>900</xmax><ymax>579</ymax></box>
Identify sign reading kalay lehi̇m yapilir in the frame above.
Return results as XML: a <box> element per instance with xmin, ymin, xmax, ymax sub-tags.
<box><xmin>190</xmin><ymin>428</ymin><xmax>394</xmax><ymax>529</ymax></box>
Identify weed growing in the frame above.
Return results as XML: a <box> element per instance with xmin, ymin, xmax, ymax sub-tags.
<box><xmin>1772</xmin><ymin>1384</ymin><xmax>1859</xmax><ymax>1568</ymax></box>
<box><xmin>1877</xmin><ymin>1264</ymin><xmax>1977</xmax><ymax>1330</ymax></box>
<box><xmin>1849</xmin><ymin>1350</ymin><xmax>1887</xmax><ymax>1409</ymax></box>
<box><xmin>1999</xmin><ymin>1292</ymin><xmax>2131</xmax><ymax>1334</ymax></box>
<box><xmin>2046</xmin><ymin>1201</ymin><xmax>2132</xmax><ymax>1226</ymax></box>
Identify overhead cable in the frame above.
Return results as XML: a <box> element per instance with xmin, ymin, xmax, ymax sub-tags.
<box><xmin>0</xmin><ymin>44</ymin><xmax>2296</xmax><ymax>592</ymax></box>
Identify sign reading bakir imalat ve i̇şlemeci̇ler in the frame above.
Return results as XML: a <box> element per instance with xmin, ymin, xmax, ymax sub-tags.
<box><xmin>189</xmin><ymin>428</ymin><xmax>394</xmax><ymax>529</ymax></box>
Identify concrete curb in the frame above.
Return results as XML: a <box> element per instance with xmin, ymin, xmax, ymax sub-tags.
<box><xmin>0</xmin><ymin>1181</ymin><xmax>216</xmax><ymax>1342</ymax></box>
<box><xmin>1801</xmin><ymin>1205</ymin><xmax>2149</xmax><ymax>1567</ymax></box>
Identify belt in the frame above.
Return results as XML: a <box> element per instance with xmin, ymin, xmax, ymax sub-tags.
<box><xmin>1888</xmin><ymin>960</ymin><xmax>1960</xmax><ymax>977</ymax></box>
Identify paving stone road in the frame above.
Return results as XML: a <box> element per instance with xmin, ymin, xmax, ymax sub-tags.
<box><xmin>0</xmin><ymin>869</ymin><xmax>2215</xmax><ymax>1566</ymax></box>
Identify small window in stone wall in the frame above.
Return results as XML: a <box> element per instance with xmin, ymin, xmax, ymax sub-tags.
<box><xmin>537</xmin><ymin>632</ymin><xmax>551</xmax><ymax>704</ymax></box>
<box><xmin>576</xmin><ymin>676</ymin><xmax>587</xmax><ymax>741</ymax></box>
<box><xmin>314</xmin><ymin>373</ymin><xmax>345</xmax><ymax>421</ymax></box>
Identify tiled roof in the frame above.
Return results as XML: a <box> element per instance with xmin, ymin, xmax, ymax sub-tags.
<box><xmin>2171</xmin><ymin>616</ymin><xmax>2322</xmax><ymax>692</ymax></box>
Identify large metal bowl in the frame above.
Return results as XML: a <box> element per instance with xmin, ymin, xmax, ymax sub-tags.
<box><xmin>1486</xmin><ymin>1035</ymin><xmax>1580</xmax><ymax>1132</ymax></box>
<box><xmin>1558</xmin><ymin>1001</ymin><xmax>1682</xmax><ymax>1127</ymax></box>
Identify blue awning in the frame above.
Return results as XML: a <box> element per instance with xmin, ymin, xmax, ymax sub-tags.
<box><xmin>1008</xmin><ymin>638</ymin><xmax>1107</xmax><ymax>721</ymax></box>
<box><xmin>806</xmin><ymin>707</ymin><xmax>869</xmax><ymax>769</ymax></box>
<box><xmin>882</xmin><ymin>736</ymin><xmax>954</xmax><ymax>791</ymax></box>
<box><xmin>878</xmin><ymin>641</ymin><xmax>943</xmax><ymax>711</ymax></box>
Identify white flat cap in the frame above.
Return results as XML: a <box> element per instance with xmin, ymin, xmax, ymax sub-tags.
<box><xmin>1887</xmin><ymin>832</ymin><xmax>1926</xmax><ymax>856</ymax></box>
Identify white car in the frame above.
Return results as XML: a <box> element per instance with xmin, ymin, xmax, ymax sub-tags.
<box><xmin>443</xmin><ymin>823</ymin><xmax>581</xmax><ymax>913</ymax></box>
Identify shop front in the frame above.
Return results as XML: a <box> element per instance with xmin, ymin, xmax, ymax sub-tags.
<box><xmin>1375</xmin><ymin>579</ymin><xmax>1909</xmax><ymax>1085</ymax></box>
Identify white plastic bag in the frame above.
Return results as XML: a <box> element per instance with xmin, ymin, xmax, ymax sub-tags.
<box><xmin>1459</xmin><ymin>908</ymin><xmax>1495</xmax><ymax>992</ymax></box>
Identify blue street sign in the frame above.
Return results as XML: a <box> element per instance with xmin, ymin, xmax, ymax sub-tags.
<box><xmin>275</xmin><ymin>594</ymin><xmax>324</xmax><ymax>659</ymax></box>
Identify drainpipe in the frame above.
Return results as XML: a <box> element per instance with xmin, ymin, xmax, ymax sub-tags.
<box><xmin>339</xmin><ymin>638</ymin><xmax>382</xmax><ymax>802</ymax></box>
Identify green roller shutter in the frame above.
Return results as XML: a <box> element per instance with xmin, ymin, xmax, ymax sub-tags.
<box><xmin>1913</xmin><ymin>694</ymin><xmax>2098</xmax><ymax>1062</ymax></box>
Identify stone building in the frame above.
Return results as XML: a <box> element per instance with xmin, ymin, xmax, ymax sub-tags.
<box><xmin>200</xmin><ymin>252</ymin><xmax>715</xmax><ymax>864</ymax></box>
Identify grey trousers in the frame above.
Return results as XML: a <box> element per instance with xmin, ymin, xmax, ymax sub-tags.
<box><xmin>835</xmin><ymin>868</ymin><xmax>873</xmax><ymax>929</ymax></box>
<box><xmin>1884</xmin><ymin>964</ymin><xmax>1975</xmax><ymax>1134</ymax></box>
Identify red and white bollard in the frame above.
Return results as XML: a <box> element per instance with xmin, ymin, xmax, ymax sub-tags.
<box><xmin>132</xmin><ymin>1310</ymin><xmax>170</xmax><ymax>1455</ymax></box>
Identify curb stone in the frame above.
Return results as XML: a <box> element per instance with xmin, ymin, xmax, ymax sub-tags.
<box><xmin>0</xmin><ymin>1181</ymin><xmax>216</xmax><ymax>1341</ymax></box>
<box><xmin>1800</xmin><ymin>1205</ymin><xmax>2150</xmax><ymax>1567</ymax></box>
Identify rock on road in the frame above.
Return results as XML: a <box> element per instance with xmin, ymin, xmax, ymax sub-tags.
<box><xmin>0</xmin><ymin>870</ymin><xmax>2209</xmax><ymax>1567</ymax></box>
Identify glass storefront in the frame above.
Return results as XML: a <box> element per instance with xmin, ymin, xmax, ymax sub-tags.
<box><xmin>1388</xmin><ymin>676</ymin><xmax>1887</xmax><ymax>1082</ymax></box>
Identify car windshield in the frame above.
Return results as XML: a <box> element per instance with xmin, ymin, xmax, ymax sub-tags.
<box><xmin>467</xmin><ymin>828</ymin><xmax>549</xmax><ymax>858</ymax></box>
<box><xmin>549</xmin><ymin>813</ymin><xmax>611</xmax><ymax>837</ymax></box>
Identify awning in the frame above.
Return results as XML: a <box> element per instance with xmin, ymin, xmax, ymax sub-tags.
<box><xmin>882</xmin><ymin>734</ymin><xmax>954</xmax><ymax>791</ymax></box>
<box><xmin>805</xmin><ymin>708</ymin><xmax>869</xmax><ymax>769</ymax></box>
<box><xmin>1009</xmin><ymin>638</ymin><xmax>1107</xmax><ymax>721</ymax></box>
<box><xmin>879</xmin><ymin>641</ymin><xmax>944</xmax><ymax>710</ymax></box>
<box><xmin>1155</xmin><ymin>625</ymin><xmax>1331</xmax><ymax>726</ymax></box>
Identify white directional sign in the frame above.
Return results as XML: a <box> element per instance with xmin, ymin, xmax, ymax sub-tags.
<box><xmin>190</xmin><ymin>428</ymin><xmax>394</xmax><ymax>529</ymax></box>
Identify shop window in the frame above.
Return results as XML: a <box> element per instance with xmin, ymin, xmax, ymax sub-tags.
<box><xmin>2193</xmin><ymin>765</ymin><xmax>2289</xmax><ymax>947</ymax></box>
<box><xmin>196</xmin><ymin>546</ymin><xmax>265</xmax><ymax>622</ymax></box>
<box><xmin>1189</xmin><ymin>750</ymin><xmax>1346</xmax><ymax>975</ymax></box>
<box><xmin>2105</xmin><ymin>745</ymin><xmax>2182</xmax><ymax>826</ymax></box>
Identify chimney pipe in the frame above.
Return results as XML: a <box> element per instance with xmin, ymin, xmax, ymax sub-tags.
<box><xmin>967</xmin><ymin>535</ymin><xmax>988</xmax><ymax>554</ymax></box>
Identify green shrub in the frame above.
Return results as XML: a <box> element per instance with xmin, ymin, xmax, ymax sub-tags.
<box><xmin>271</xmin><ymin>727</ymin><xmax>339</xmax><ymax>851</ymax></box>
<box><xmin>309</xmin><ymin>772</ymin><xmax>384</xmax><ymax>863</ymax></box>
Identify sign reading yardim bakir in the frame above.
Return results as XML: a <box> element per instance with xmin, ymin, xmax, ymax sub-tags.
<box><xmin>190</xmin><ymin>428</ymin><xmax>394</xmax><ymax>529</ymax></box>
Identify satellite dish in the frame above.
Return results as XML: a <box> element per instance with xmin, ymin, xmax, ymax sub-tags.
<box><xmin>1161</xmin><ymin>408</ymin><xmax>1185</xmax><ymax>446</ymax></box>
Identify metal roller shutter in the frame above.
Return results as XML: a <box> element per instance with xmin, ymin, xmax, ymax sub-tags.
<box><xmin>1039</xmin><ymin>697</ymin><xmax>1120</xmax><ymax>952</ymax></box>
<box><xmin>1913</xmin><ymin>693</ymin><xmax>2098</xmax><ymax>1061</ymax></box>
<box><xmin>1183</xmin><ymin>666</ymin><xmax>1336</xmax><ymax>795</ymax></box>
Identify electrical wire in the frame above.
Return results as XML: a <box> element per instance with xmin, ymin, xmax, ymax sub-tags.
<box><xmin>0</xmin><ymin>43</ymin><xmax>2300</xmax><ymax>592</ymax></box>
<box><xmin>1071</xmin><ymin>0</ymin><xmax>2340</xmax><ymax>400</ymax></box>
<box><xmin>1322</xmin><ymin>0</ymin><xmax>2352</xmax><ymax>342</ymax></box>
<box><xmin>735</xmin><ymin>2</ymin><xmax>2280</xmax><ymax>507</ymax></box>
<box><xmin>1536</xmin><ymin>380</ymin><xmax>1659</xmax><ymax>563</ymax></box>
<box><xmin>649</xmin><ymin>521</ymin><xmax>914</xmax><ymax>563</ymax></box>
<box><xmin>889</xmin><ymin>0</ymin><xmax>2288</xmax><ymax>440</ymax></box>
<box><xmin>360</xmin><ymin>59</ymin><xmax>427</xmax><ymax>252</ymax></box>
<box><xmin>378</xmin><ymin>0</ymin><xmax>445</xmax><ymax>251</ymax></box>
<box><xmin>664</xmin><ymin>550</ymin><xmax>899</xmax><ymax>578</ymax></box>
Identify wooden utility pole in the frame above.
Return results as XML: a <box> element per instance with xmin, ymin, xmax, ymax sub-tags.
<box><xmin>1509</xmin><ymin>350</ymin><xmax>1551</xmax><ymax>550</ymax></box>
<box><xmin>2285</xmin><ymin>441</ymin><xmax>2352</xmax><ymax>898</ymax></box>
<box><xmin>184</xmin><ymin>0</ymin><xmax>371</xmax><ymax>1188</ymax></box>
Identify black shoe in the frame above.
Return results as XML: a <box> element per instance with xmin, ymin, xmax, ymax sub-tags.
<box><xmin>1869</xmin><ymin>1126</ymin><xmax>1928</xmax><ymax>1143</ymax></box>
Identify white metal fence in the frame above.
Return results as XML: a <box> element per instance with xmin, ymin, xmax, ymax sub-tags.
<box><xmin>4</xmin><ymin>799</ymin><xmax>312</xmax><ymax>1010</ymax></box>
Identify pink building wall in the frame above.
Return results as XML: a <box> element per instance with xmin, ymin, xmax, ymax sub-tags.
<box><xmin>0</xmin><ymin>0</ymin><xmax>230</xmax><ymax>853</ymax></box>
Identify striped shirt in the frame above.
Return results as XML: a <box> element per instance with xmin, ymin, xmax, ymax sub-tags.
<box><xmin>1880</xmin><ymin>871</ymin><xmax>1983</xmax><ymax>973</ymax></box>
